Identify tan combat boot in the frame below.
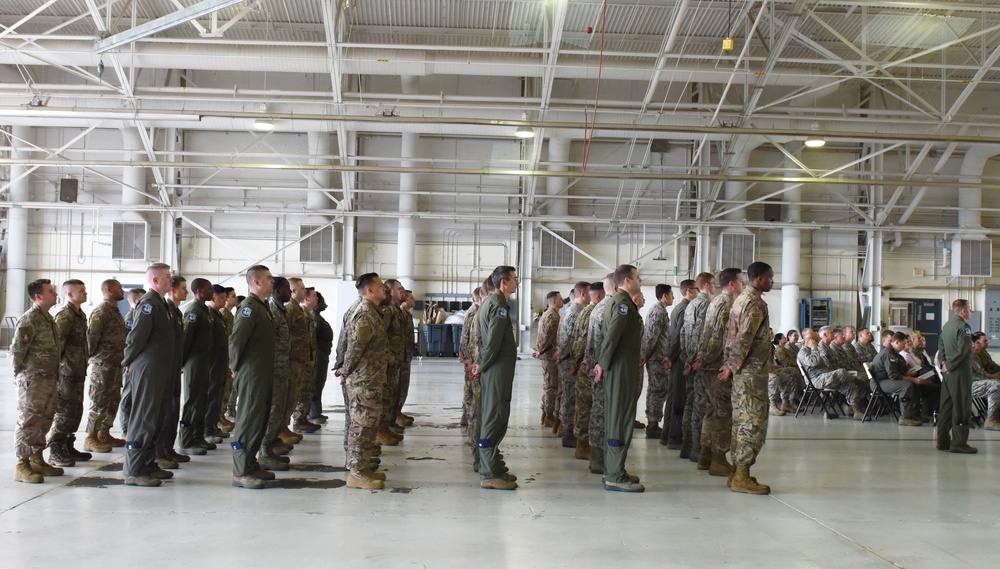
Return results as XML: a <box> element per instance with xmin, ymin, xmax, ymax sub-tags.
<box><xmin>696</xmin><ymin>449</ymin><xmax>713</xmax><ymax>471</ymax></box>
<box><xmin>347</xmin><ymin>471</ymin><xmax>385</xmax><ymax>490</ymax></box>
<box><xmin>279</xmin><ymin>427</ymin><xmax>302</xmax><ymax>445</ymax></box>
<box><xmin>574</xmin><ymin>438</ymin><xmax>592</xmax><ymax>460</ymax></box>
<box><xmin>398</xmin><ymin>413</ymin><xmax>414</xmax><ymax>426</ymax></box>
<box><xmin>15</xmin><ymin>459</ymin><xmax>43</xmax><ymax>484</ymax></box>
<box><xmin>708</xmin><ymin>452</ymin><xmax>733</xmax><ymax>477</ymax></box>
<box><xmin>376</xmin><ymin>424</ymin><xmax>401</xmax><ymax>446</ymax></box>
<box><xmin>730</xmin><ymin>465</ymin><xmax>770</xmax><ymax>495</ymax></box>
<box><xmin>84</xmin><ymin>433</ymin><xmax>113</xmax><ymax>453</ymax></box>
<box><xmin>29</xmin><ymin>450</ymin><xmax>64</xmax><ymax>477</ymax></box>
<box><xmin>480</xmin><ymin>477</ymin><xmax>518</xmax><ymax>490</ymax></box>
<box><xmin>98</xmin><ymin>427</ymin><xmax>126</xmax><ymax>448</ymax></box>
<box><xmin>363</xmin><ymin>469</ymin><xmax>387</xmax><ymax>481</ymax></box>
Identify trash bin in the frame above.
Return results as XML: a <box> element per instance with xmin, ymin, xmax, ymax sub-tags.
<box><xmin>450</xmin><ymin>324</ymin><xmax>463</xmax><ymax>357</ymax></box>
<box><xmin>423</xmin><ymin>324</ymin><xmax>448</xmax><ymax>357</ymax></box>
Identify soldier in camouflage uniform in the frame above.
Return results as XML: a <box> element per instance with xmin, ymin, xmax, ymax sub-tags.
<box><xmin>394</xmin><ymin>291</ymin><xmax>417</xmax><ymax>426</ymax></box>
<box><xmin>459</xmin><ymin>288</ymin><xmax>483</xmax><ymax>427</ymax></box>
<box><xmin>660</xmin><ymin>280</ymin><xmax>696</xmax><ymax>447</ymax></box>
<box><xmin>260</xmin><ymin>277</ymin><xmax>293</xmax><ymax>470</ymax></box>
<box><xmin>567</xmin><ymin>283</ymin><xmax>600</xmax><ymax>452</ymax></box>
<box><xmin>220</xmin><ymin>287</ymin><xmax>238</xmax><ymax>426</ymax></box>
<box><xmin>291</xmin><ymin>288</ymin><xmax>319</xmax><ymax>427</ymax></box>
<box><xmin>723</xmin><ymin>262</ymin><xmax>774</xmax><ymax>495</ymax></box>
<box><xmin>585</xmin><ymin>276</ymin><xmax>613</xmax><ymax>473</ymax></box>
<box><xmin>533</xmin><ymin>291</ymin><xmax>562</xmax><ymax>427</ymax></box>
<box><xmin>118</xmin><ymin>288</ymin><xmax>145</xmax><ymax>437</ymax></box>
<box><xmin>341</xmin><ymin>273</ymin><xmax>390</xmax><ymax>490</ymax></box>
<box><xmin>641</xmin><ymin>284</ymin><xmax>673</xmax><ymax>439</ymax></box>
<box><xmin>229</xmin><ymin>265</ymin><xmax>278</xmax><ymax>489</ymax></box>
<box><xmin>680</xmin><ymin>272</ymin><xmax>716</xmax><ymax>461</ymax></box>
<box><xmin>11</xmin><ymin>279</ymin><xmax>63</xmax><ymax>483</ymax></box>
<box><xmin>286</xmin><ymin>278</ymin><xmax>319</xmax><ymax>434</ymax></box>
<box><xmin>178</xmin><ymin>278</ymin><xmax>216</xmax><ymax>455</ymax></box>
<box><xmin>769</xmin><ymin>333</ymin><xmax>804</xmax><ymax>415</ymax></box>
<box><xmin>556</xmin><ymin>282</ymin><xmax>590</xmax><ymax>439</ymax></box>
<box><xmin>85</xmin><ymin>279</ymin><xmax>126</xmax><ymax>453</ymax></box>
<box><xmin>695</xmin><ymin>268</ymin><xmax>744</xmax><ymax>476</ymax></box>
<box><xmin>48</xmin><ymin>279</ymin><xmax>92</xmax><ymax>467</ymax></box>
<box><xmin>595</xmin><ymin>265</ymin><xmax>644</xmax><ymax>493</ymax></box>
<box><xmin>309</xmin><ymin>291</ymin><xmax>334</xmax><ymax>424</ymax></box>
<box><xmin>379</xmin><ymin>279</ymin><xmax>407</xmax><ymax>444</ymax></box>
<box><xmin>853</xmin><ymin>328</ymin><xmax>878</xmax><ymax>364</ymax></box>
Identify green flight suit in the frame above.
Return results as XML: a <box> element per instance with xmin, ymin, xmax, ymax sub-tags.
<box><xmin>156</xmin><ymin>299</ymin><xmax>184</xmax><ymax>458</ymax></box>
<box><xmin>229</xmin><ymin>294</ymin><xmax>275</xmax><ymax>477</ymax></box>
<box><xmin>122</xmin><ymin>292</ymin><xmax>177</xmax><ymax>478</ymax></box>
<box><xmin>205</xmin><ymin>305</ymin><xmax>229</xmax><ymax>436</ymax></box>
<box><xmin>476</xmin><ymin>290</ymin><xmax>517</xmax><ymax>480</ymax></box>
<box><xmin>598</xmin><ymin>289</ymin><xmax>642</xmax><ymax>484</ymax></box>
<box><xmin>937</xmin><ymin>313</ymin><xmax>973</xmax><ymax>448</ymax></box>
<box><xmin>179</xmin><ymin>301</ymin><xmax>214</xmax><ymax>449</ymax></box>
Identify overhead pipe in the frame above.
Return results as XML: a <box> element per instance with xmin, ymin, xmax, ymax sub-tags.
<box><xmin>958</xmin><ymin>145</ymin><xmax>1000</xmax><ymax>231</ymax></box>
<box><xmin>3</xmin><ymin>126</ymin><xmax>32</xmax><ymax>321</ymax></box>
<box><xmin>396</xmin><ymin>76</ymin><xmax>420</xmax><ymax>291</ymax></box>
<box><xmin>306</xmin><ymin>131</ymin><xmax>334</xmax><ymax>219</ymax></box>
<box><xmin>121</xmin><ymin>128</ymin><xmax>147</xmax><ymax>222</ymax></box>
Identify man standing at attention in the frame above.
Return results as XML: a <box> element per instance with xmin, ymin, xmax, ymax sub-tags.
<box><xmin>84</xmin><ymin>279</ymin><xmax>126</xmax><ymax>454</ymax></box>
<box><xmin>533</xmin><ymin>291</ymin><xmax>562</xmax><ymax>427</ymax></box>
<box><xmin>229</xmin><ymin>265</ymin><xmax>277</xmax><ymax>488</ymax></box>
<box><xmin>475</xmin><ymin>266</ymin><xmax>520</xmax><ymax>490</ymax></box>
<box><xmin>641</xmin><ymin>284</ymin><xmax>673</xmax><ymax>440</ymax></box>
<box><xmin>594</xmin><ymin>264</ymin><xmax>644</xmax><ymax>493</ymax></box>
<box><xmin>937</xmin><ymin>299</ymin><xmax>977</xmax><ymax>454</ymax></box>
<box><xmin>723</xmin><ymin>262</ymin><xmax>774</xmax><ymax>495</ymax></box>
<box><xmin>48</xmin><ymin>279</ymin><xmax>92</xmax><ymax>467</ymax></box>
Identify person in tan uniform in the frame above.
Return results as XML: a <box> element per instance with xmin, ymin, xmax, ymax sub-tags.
<box><xmin>533</xmin><ymin>291</ymin><xmax>562</xmax><ymax>427</ymax></box>
<box><xmin>48</xmin><ymin>279</ymin><xmax>92</xmax><ymax>466</ymax></box>
<box><xmin>84</xmin><ymin>279</ymin><xmax>126</xmax><ymax>453</ymax></box>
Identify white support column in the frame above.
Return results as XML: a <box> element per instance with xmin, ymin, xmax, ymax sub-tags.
<box><xmin>342</xmin><ymin>215</ymin><xmax>356</xmax><ymax>281</ymax></box>
<box><xmin>780</xmin><ymin>153</ymin><xmax>803</xmax><ymax>333</ymax></box>
<box><xmin>396</xmin><ymin>76</ymin><xmax>419</xmax><ymax>291</ymax></box>
<box><xmin>518</xmin><ymin>221</ymin><xmax>535</xmax><ymax>353</ymax></box>
<box><xmin>870</xmin><ymin>229</ymin><xmax>883</xmax><ymax>330</ymax></box>
<box><xmin>4</xmin><ymin>126</ymin><xmax>32</xmax><ymax>320</ymax></box>
<box><xmin>545</xmin><ymin>138</ymin><xmax>570</xmax><ymax>223</ymax></box>
<box><xmin>307</xmin><ymin>131</ymin><xmax>333</xmax><ymax>214</ymax></box>
<box><xmin>121</xmin><ymin>128</ymin><xmax>147</xmax><ymax>221</ymax></box>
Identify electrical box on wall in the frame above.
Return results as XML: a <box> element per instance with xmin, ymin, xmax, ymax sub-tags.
<box><xmin>799</xmin><ymin>298</ymin><xmax>832</xmax><ymax>331</ymax></box>
<box><xmin>984</xmin><ymin>287</ymin><xmax>1000</xmax><ymax>339</ymax></box>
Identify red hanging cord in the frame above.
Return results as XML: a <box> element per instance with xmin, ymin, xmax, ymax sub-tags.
<box><xmin>581</xmin><ymin>0</ymin><xmax>607</xmax><ymax>172</ymax></box>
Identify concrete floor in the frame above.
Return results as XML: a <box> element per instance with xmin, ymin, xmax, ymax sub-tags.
<box><xmin>0</xmin><ymin>356</ymin><xmax>996</xmax><ymax>569</ymax></box>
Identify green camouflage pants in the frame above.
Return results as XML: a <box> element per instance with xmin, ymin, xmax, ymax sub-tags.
<box><xmin>682</xmin><ymin>371</ymin><xmax>705</xmax><ymax>454</ymax></box>
<box><xmin>382</xmin><ymin>364</ymin><xmax>400</xmax><ymax>424</ymax></box>
<box><xmin>768</xmin><ymin>368</ymin><xmax>803</xmax><ymax>405</ymax></box>
<box><xmin>16</xmin><ymin>372</ymin><xmax>57</xmax><ymax>459</ymax></box>
<box><xmin>541</xmin><ymin>358</ymin><xmax>559</xmax><ymax>417</ymax></box>
<box><xmin>48</xmin><ymin>373</ymin><xmax>86</xmax><ymax>444</ymax></box>
<box><xmin>558</xmin><ymin>360</ymin><xmax>576</xmax><ymax>435</ymax></box>
<box><xmin>86</xmin><ymin>362</ymin><xmax>123</xmax><ymax>434</ymax></box>
<box><xmin>588</xmin><ymin>371</ymin><xmax>605</xmax><ymax>449</ymax></box>
<box><xmin>730</xmin><ymin>370</ymin><xmax>769</xmax><ymax>467</ymax></box>
<box><xmin>346</xmin><ymin>376</ymin><xmax>380</xmax><ymax>475</ymax></box>
<box><xmin>574</xmin><ymin>370</ymin><xmax>593</xmax><ymax>439</ymax></box>
<box><xmin>644</xmin><ymin>362</ymin><xmax>670</xmax><ymax>425</ymax></box>
<box><xmin>700</xmin><ymin>369</ymin><xmax>732</xmax><ymax>456</ymax></box>
<box><xmin>263</xmin><ymin>370</ymin><xmax>291</xmax><ymax>451</ymax></box>
<box><xmin>292</xmin><ymin>364</ymin><xmax>316</xmax><ymax>421</ymax></box>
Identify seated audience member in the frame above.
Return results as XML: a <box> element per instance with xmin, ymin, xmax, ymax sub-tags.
<box><xmin>831</xmin><ymin>328</ymin><xmax>864</xmax><ymax>372</ymax></box>
<box><xmin>853</xmin><ymin>328</ymin><xmax>878</xmax><ymax>364</ymax></box>
<box><xmin>769</xmin><ymin>333</ymin><xmax>803</xmax><ymax>415</ymax></box>
<box><xmin>904</xmin><ymin>332</ymin><xmax>941</xmax><ymax>421</ymax></box>
<box><xmin>786</xmin><ymin>330</ymin><xmax>801</xmax><ymax>355</ymax></box>
<box><xmin>798</xmin><ymin>329</ymin><xmax>869</xmax><ymax>419</ymax></box>
<box><xmin>870</xmin><ymin>332</ymin><xmax>933</xmax><ymax>426</ymax></box>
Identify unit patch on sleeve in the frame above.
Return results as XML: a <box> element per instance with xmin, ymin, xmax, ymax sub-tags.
<box><xmin>140</xmin><ymin>304</ymin><xmax>153</xmax><ymax>315</ymax></box>
<box><xmin>618</xmin><ymin>304</ymin><xmax>628</xmax><ymax>316</ymax></box>
<box><xmin>241</xmin><ymin>307</ymin><xmax>253</xmax><ymax>318</ymax></box>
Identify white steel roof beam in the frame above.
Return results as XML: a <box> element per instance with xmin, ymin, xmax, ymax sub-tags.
<box><xmin>539</xmin><ymin>0</ymin><xmax>567</xmax><ymax>111</ymax></box>
<box><xmin>0</xmin><ymin>0</ymin><xmax>61</xmax><ymax>41</ymax></box>
<box><xmin>321</xmin><ymin>0</ymin><xmax>344</xmax><ymax>105</ymax></box>
<box><xmin>95</xmin><ymin>0</ymin><xmax>247</xmax><ymax>53</ymax></box>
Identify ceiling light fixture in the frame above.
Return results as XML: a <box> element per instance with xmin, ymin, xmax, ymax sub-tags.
<box><xmin>515</xmin><ymin>112</ymin><xmax>535</xmax><ymax>139</ymax></box>
<box><xmin>253</xmin><ymin>119</ymin><xmax>275</xmax><ymax>131</ymax></box>
<box><xmin>805</xmin><ymin>121</ymin><xmax>825</xmax><ymax>148</ymax></box>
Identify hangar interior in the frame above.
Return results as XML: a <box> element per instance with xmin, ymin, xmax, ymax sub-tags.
<box><xmin>1</xmin><ymin>2</ymin><xmax>999</xmax><ymax>567</ymax></box>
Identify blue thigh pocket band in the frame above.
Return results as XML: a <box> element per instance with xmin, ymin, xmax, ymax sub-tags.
<box><xmin>477</xmin><ymin>439</ymin><xmax>492</xmax><ymax>448</ymax></box>
<box><xmin>607</xmin><ymin>439</ymin><xmax>621</xmax><ymax>448</ymax></box>
<box><xmin>230</xmin><ymin>441</ymin><xmax>244</xmax><ymax>450</ymax></box>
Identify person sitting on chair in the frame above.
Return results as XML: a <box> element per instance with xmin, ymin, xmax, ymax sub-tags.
<box><xmin>798</xmin><ymin>329</ymin><xmax>868</xmax><ymax>420</ymax></box>
<box><xmin>969</xmin><ymin>334</ymin><xmax>1000</xmax><ymax>431</ymax></box>
<box><xmin>870</xmin><ymin>332</ymin><xmax>933</xmax><ymax>426</ymax></box>
<box><xmin>904</xmin><ymin>332</ymin><xmax>940</xmax><ymax>422</ymax></box>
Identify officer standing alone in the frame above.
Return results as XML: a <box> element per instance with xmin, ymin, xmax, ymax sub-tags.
<box><xmin>937</xmin><ymin>299</ymin><xmax>977</xmax><ymax>454</ymax></box>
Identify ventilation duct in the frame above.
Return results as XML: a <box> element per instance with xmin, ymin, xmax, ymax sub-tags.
<box><xmin>112</xmin><ymin>221</ymin><xmax>149</xmax><ymax>261</ymax></box>
<box><xmin>299</xmin><ymin>224</ymin><xmax>335</xmax><ymax>264</ymax></box>
<box><xmin>719</xmin><ymin>231</ymin><xmax>755</xmax><ymax>271</ymax></box>
<box><xmin>539</xmin><ymin>229</ymin><xmax>575</xmax><ymax>269</ymax></box>
<box><xmin>952</xmin><ymin>238</ymin><xmax>992</xmax><ymax>277</ymax></box>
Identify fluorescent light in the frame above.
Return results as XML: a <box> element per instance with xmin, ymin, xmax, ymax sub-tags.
<box><xmin>515</xmin><ymin>126</ymin><xmax>535</xmax><ymax>139</ymax></box>
<box><xmin>253</xmin><ymin>119</ymin><xmax>275</xmax><ymax>131</ymax></box>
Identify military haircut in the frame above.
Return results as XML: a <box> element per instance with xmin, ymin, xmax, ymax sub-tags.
<box><xmin>880</xmin><ymin>329</ymin><xmax>894</xmax><ymax>341</ymax></box>
<box><xmin>224</xmin><ymin>287</ymin><xmax>235</xmax><ymax>294</ymax></box>
<box><xmin>655</xmin><ymin>283</ymin><xmax>672</xmax><ymax>299</ymax></box>
<box><xmin>211</xmin><ymin>284</ymin><xmax>227</xmax><ymax>295</ymax></box>
<box><xmin>272</xmin><ymin>276</ymin><xmax>290</xmax><ymax>293</ymax></box>
<box><xmin>146</xmin><ymin>262</ymin><xmax>170</xmax><ymax>274</ymax></box>
<box><xmin>245</xmin><ymin>264</ymin><xmax>270</xmax><ymax>286</ymax></box>
<box><xmin>27</xmin><ymin>278</ymin><xmax>51</xmax><ymax>299</ymax></box>
<box><xmin>678</xmin><ymin>279</ymin><xmax>696</xmax><ymax>295</ymax></box>
<box><xmin>833</xmin><ymin>328</ymin><xmax>844</xmax><ymax>337</ymax></box>
<box><xmin>62</xmin><ymin>279</ymin><xmax>86</xmax><ymax>295</ymax></box>
<box><xmin>545</xmin><ymin>290</ymin><xmax>561</xmax><ymax>306</ymax></box>
<box><xmin>695</xmin><ymin>272</ymin><xmax>715</xmax><ymax>289</ymax></box>
<box><xmin>587</xmin><ymin>281</ymin><xmax>603</xmax><ymax>294</ymax></box>
<box><xmin>612</xmin><ymin>264</ymin><xmax>637</xmax><ymax>286</ymax></box>
<box><xmin>305</xmin><ymin>286</ymin><xmax>315</xmax><ymax>294</ymax></box>
<box><xmin>818</xmin><ymin>325</ymin><xmax>833</xmax><ymax>337</ymax></box>
<box><xmin>127</xmin><ymin>288</ymin><xmax>145</xmax><ymax>301</ymax></box>
<box><xmin>892</xmin><ymin>331</ymin><xmax>909</xmax><ymax>343</ymax></box>
<box><xmin>355</xmin><ymin>272</ymin><xmax>380</xmax><ymax>292</ymax></box>
<box><xmin>491</xmin><ymin>265</ymin><xmax>516</xmax><ymax>290</ymax></box>
<box><xmin>953</xmin><ymin>298</ymin><xmax>970</xmax><ymax>311</ymax></box>
<box><xmin>288</xmin><ymin>277</ymin><xmax>303</xmax><ymax>287</ymax></box>
<box><xmin>718</xmin><ymin>267</ymin><xmax>742</xmax><ymax>288</ymax></box>
<box><xmin>171</xmin><ymin>275</ymin><xmax>187</xmax><ymax>289</ymax></box>
<box><xmin>384</xmin><ymin>279</ymin><xmax>400</xmax><ymax>289</ymax></box>
<box><xmin>101</xmin><ymin>279</ymin><xmax>119</xmax><ymax>292</ymax></box>
<box><xmin>972</xmin><ymin>331</ymin><xmax>986</xmax><ymax>342</ymax></box>
<box><xmin>572</xmin><ymin>281</ymin><xmax>590</xmax><ymax>296</ymax></box>
<box><xmin>747</xmin><ymin>261</ymin><xmax>773</xmax><ymax>281</ymax></box>
<box><xmin>190</xmin><ymin>277</ymin><xmax>212</xmax><ymax>294</ymax></box>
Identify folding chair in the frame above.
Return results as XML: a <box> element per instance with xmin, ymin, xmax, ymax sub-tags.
<box><xmin>861</xmin><ymin>362</ymin><xmax>899</xmax><ymax>423</ymax></box>
<box><xmin>795</xmin><ymin>360</ymin><xmax>842</xmax><ymax>419</ymax></box>
<box><xmin>936</xmin><ymin>367</ymin><xmax>986</xmax><ymax>428</ymax></box>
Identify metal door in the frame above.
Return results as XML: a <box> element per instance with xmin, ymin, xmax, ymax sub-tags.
<box><xmin>893</xmin><ymin>298</ymin><xmax>942</xmax><ymax>355</ymax></box>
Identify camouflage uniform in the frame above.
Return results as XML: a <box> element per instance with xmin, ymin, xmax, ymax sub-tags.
<box><xmin>467</xmin><ymin>305</ymin><xmax>485</xmax><ymax>464</ymax></box>
<box><xmin>829</xmin><ymin>342</ymin><xmax>858</xmax><ymax>372</ymax></box>
<box><xmin>335</xmin><ymin>297</ymin><xmax>362</xmax><ymax>451</ymax></box>
<box><xmin>769</xmin><ymin>343</ymin><xmax>803</xmax><ymax>407</ymax></box>
<box><xmin>86</xmin><ymin>299</ymin><xmax>126</xmax><ymax>434</ymax></box>
<box><xmin>11</xmin><ymin>305</ymin><xmax>61</xmax><ymax>460</ymax></box>
<box><xmin>460</xmin><ymin>303</ymin><xmax>480</xmax><ymax>426</ymax></box>
<box><xmin>661</xmin><ymin>298</ymin><xmax>690</xmax><ymax>445</ymax></box>
<box><xmin>264</xmin><ymin>298</ymin><xmax>292</xmax><ymax>452</ymax></box>
<box><xmin>797</xmin><ymin>344</ymin><xmax>867</xmax><ymax>406</ymax></box>
<box><xmin>586</xmin><ymin>297</ymin><xmax>610</xmax><ymax>451</ymax></box>
<box><xmin>696</xmin><ymin>290</ymin><xmax>735</xmax><ymax>458</ymax></box>
<box><xmin>570</xmin><ymin>301</ymin><xmax>597</xmax><ymax>439</ymax></box>
<box><xmin>342</xmin><ymin>298</ymin><xmax>388</xmax><ymax>476</ymax></box>
<box><xmin>382</xmin><ymin>304</ymin><xmax>406</xmax><ymax>424</ymax></box>
<box><xmin>970</xmin><ymin>354</ymin><xmax>1000</xmax><ymax>421</ymax></box>
<box><xmin>48</xmin><ymin>302</ymin><xmax>89</xmax><ymax>445</ymax></box>
<box><xmin>974</xmin><ymin>349</ymin><xmax>1000</xmax><ymax>375</ymax></box>
<box><xmin>852</xmin><ymin>339</ymin><xmax>878</xmax><ymax>365</ymax></box>
<box><xmin>283</xmin><ymin>299</ymin><xmax>309</xmax><ymax>425</ymax></box>
<box><xmin>725</xmin><ymin>285</ymin><xmax>771</xmax><ymax>468</ymax></box>
<box><xmin>178</xmin><ymin>300</ymin><xmax>214</xmax><ymax>450</ymax></box>
<box><xmin>292</xmin><ymin>310</ymin><xmax>318</xmax><ymax>422</ymax></box>
<box><xmin>396</xmin><ymin>306</ymin><xmax>416</xmax><ymax>415</ymax></box>
<box><xmin>680</xmin><ymin>292</ymin><xmax>712</xmax><ymax>456</ymax></box>
<box><xmin>535</xmin><ymin>306</ymin><xmax>560</xmax><ymax>419</ymax></box>
<box><xmin>556</xmin><ymin>302</ymin><xmax>584</xmax><ymax>432</ymax></box>
<box><xmin>641</xmin><ymin>300</ymin><xmax>670</xmax><ymax>427</ymax></box>
<box><xmin>219</xmin><ymin>308</ymin><xmax>237</xmax><ymax>420</ymax></box>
